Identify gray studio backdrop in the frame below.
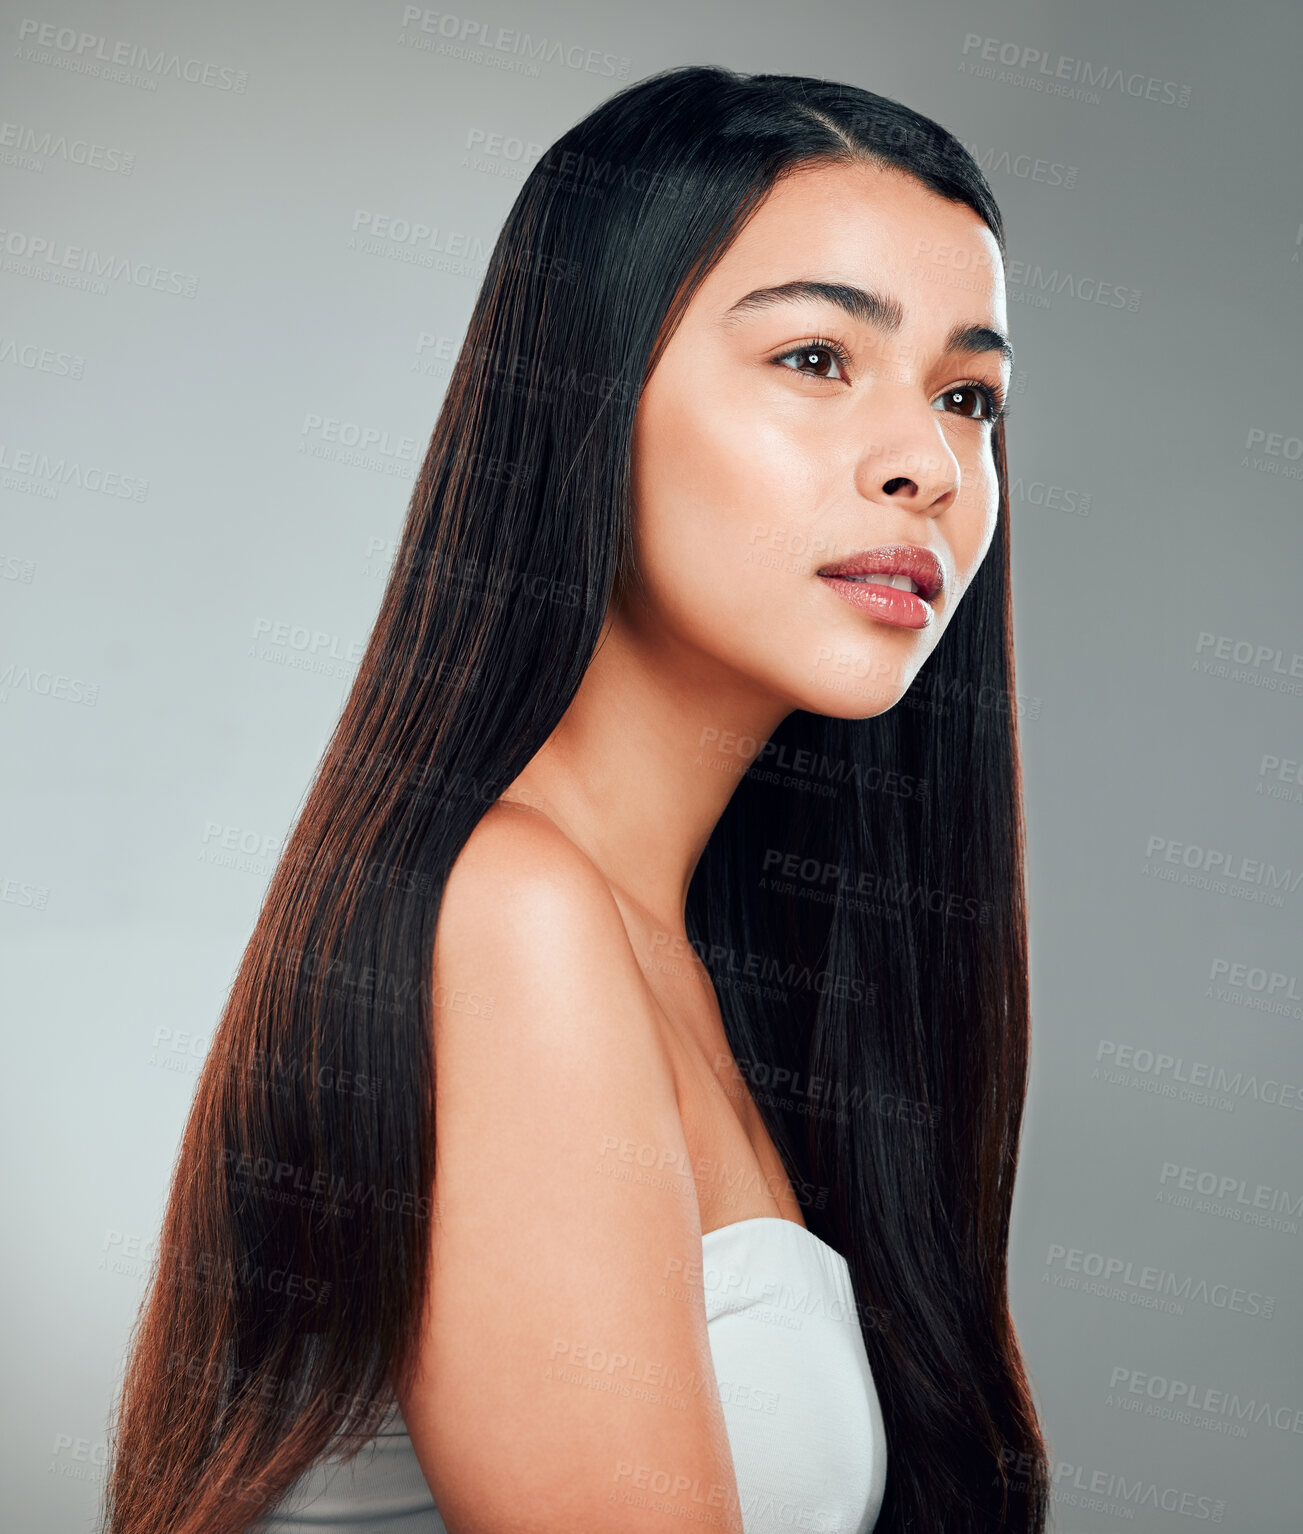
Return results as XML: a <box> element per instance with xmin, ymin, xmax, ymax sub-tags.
<box><xmin>2</xmin><ymin>0</ymin><xmax>1300</xmax><ymax>1529</ymax></box>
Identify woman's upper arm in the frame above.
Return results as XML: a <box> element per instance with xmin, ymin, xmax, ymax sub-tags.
<box><xmin>398</xmin><ymin>806</ymin><xmax>743</xmax><ymax>1533</ymax></box>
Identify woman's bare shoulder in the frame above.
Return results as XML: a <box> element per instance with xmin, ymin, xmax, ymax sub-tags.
<box><xmin>431</xmin><ymin>797</ymin><xmax>671</xmax><ymax>1061</ymax></box>
<box><xmin>434</xmin><ymin>799</ymin><xmax>629</xmax><ymax>976</ymax></box>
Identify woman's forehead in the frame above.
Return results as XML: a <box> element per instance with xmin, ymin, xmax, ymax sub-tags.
<box><xmin>691</xmin><ymin>163</ymin><xmax>1007</xmax><ymax>344</ymax></box>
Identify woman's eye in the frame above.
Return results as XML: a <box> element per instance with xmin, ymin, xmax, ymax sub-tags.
<box><xmin>933</xmin><ymin>384</ymin><xmax>1001</xmax><ymax>421</ymax></box>
<box><xmin>776</xmin><ymin>344</ymin><xmax>847</xmax><ymax>381</ymax></box>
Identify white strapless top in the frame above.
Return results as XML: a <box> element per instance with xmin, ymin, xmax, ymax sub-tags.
<box><xmin>255</xmin><ymin>1216</ymin><xmax>887</xmax><ymax>1533</ymax></box>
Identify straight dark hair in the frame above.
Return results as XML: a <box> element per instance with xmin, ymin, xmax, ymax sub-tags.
<box><xmin>103</xmin><ymin>63</ymin><xmax>1049</xmax><ymax>1534</ymax></box>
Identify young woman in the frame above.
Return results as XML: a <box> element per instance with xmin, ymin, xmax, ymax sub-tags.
<box><xmin>103</xmin><ymin>64</ymin><xmax>1049</xmax><ymax>1534</ymax></box>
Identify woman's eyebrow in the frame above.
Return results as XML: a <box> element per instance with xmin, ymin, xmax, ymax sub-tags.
<box><xmin>718</xmin><ymin>278</ymin><xmax>1014</xmax><ymax>367</ymax></box>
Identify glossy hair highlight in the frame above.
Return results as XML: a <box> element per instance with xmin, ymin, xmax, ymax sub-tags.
<box><xmin>103</xmin><ymin>63</ymin><xmax>1049</xmax><ymax>1534</ymax></box>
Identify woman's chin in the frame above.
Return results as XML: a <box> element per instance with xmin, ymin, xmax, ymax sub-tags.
<box><xmin>792</xmin><ymin>676</ymin><xmax>910</xmax><ymax>721</ymax></box>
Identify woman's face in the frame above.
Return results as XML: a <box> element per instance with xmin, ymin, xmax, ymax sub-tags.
<box><xmin>625</xmin><ymin>157</ymin><xmax>1010</xmax><ymax>719</ymax></box>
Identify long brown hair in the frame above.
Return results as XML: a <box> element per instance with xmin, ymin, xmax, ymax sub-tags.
<box><xmin>103</xmin><ymin>64</ymin><xmax>1049</xmax><ymax>1533</ymax></box>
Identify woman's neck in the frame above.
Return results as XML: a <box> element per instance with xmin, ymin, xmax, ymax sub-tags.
<box><xmin>502</xmin><ymin>603</ymin><xmax>791</xmax><ymax>936</ymax></box>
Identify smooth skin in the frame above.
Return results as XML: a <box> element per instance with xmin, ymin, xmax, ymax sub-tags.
<box><xmin>399</xmin><ymin>158</ymin><xmax>1011</xmax><ymax>1531</ymax></box>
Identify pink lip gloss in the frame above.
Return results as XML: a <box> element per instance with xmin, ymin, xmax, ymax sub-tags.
<box><xmin>818</xmin><ymin>575</ymin><xmax>934</xmax><ymax>630</ymax></box>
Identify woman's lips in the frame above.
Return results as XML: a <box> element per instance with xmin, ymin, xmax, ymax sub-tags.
<box><xmin>818</xmin><ymin>573</ymin><xmax>934</xmax><ymax>629</ymax></box>
<box><xmin>816</xmin><ymin>543</ymin><xmax>944</xmax><ymax>630</ymax></box>
<box><xmin>816</xmin><ymin>542</ymin><xmax>944</xmax><ymax>599</ymax></box>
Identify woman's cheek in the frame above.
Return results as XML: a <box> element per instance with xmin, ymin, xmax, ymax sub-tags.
<box><xmin>951</xmin><ymin>454</ymin><xmax>1000</xmax><ymax>572</ymax></box>
<box><xmin>646</xmin><ymin>506</ymin><xmax>786</xmax><ymax>667</ymax></box>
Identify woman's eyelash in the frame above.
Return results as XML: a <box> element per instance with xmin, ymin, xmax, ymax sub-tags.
<box><xmin>774</xmin><ymin>337</ymin><xmax>854</xmax><ymax>377</ymax></box>
<box><xmin>774</xmin><ymin>343</ymin><xmax>1010</xmax><ymax>424</ymax></box>
<box><xmin>945</xmin><ymin>379</ymin><xmax>1011</xmax><ymax>424</ymax></box>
